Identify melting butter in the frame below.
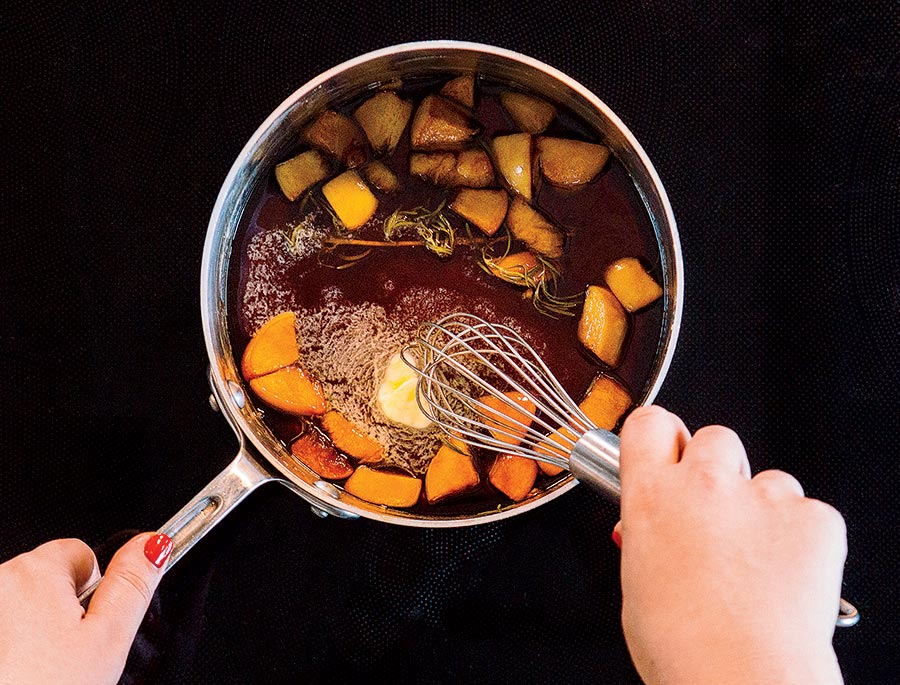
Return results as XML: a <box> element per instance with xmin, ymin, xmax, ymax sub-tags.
<box><xmin>377</xmin><ymin>352</ymin><xmax>431</xmax><ymax>429</ymax></box>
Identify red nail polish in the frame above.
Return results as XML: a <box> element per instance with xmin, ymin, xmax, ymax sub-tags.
<box><xmin>611</xmin><ymin>529</ymin><xmax>622</xmax><ymax>549</ymax></box>
<box><xmin>144</xmin><ymin>533</ymin><xmax>173</xmax><ymax>568</ymax></box>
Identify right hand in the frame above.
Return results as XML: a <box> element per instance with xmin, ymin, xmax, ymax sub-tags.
<box><xmin>616</xmin><ymin>406</ymin><xmax>847</xmax><ymax>684</ymax></box>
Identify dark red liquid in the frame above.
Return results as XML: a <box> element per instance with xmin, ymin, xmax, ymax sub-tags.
<box><xmin>227</xmin><ymin>78</ymin><xmax>664</xmax><ymax>516</ymax></box>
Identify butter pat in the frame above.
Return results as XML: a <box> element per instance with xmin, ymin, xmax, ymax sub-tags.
<box><xmin>377</xmin><ymin>352</ymin><xmax>431</xmax><ymax>429</ymax></box>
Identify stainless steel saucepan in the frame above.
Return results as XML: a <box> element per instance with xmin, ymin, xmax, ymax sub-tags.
<box><xmin>80</xmin><ymin>40</ymin><xmax>684</xmax><ymax>592</ymax></box>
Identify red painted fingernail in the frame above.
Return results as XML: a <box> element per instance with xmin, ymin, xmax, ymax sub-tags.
<box><xmin>144</xmin><ymin>533</ymin><xmax>173</xmax><ymax>568</ymax></box>
<box><xmin>611</xmin><ymin>529</ymin><xmax>622</xmax><ymax>549</ymax></box>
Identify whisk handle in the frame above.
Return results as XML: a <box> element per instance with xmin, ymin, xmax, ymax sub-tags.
<box><xmin>569</xmin><ymin>429</ymin><xmax>621</xmax><ymax>500</ymax></box>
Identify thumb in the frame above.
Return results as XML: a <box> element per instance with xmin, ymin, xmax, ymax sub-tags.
<box><xmin>85</xmin><ymin>532</ymin><xmax>172</xmax><ymax>651</ymax></box>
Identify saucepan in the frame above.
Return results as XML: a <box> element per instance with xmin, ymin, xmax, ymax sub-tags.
<box><xmin>81</xmin><ymin>40</ymin><xmax>684</xmax><ymax>591</ymax></box>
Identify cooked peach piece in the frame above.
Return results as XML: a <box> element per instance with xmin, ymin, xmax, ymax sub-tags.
<box><xmin>290</xmin><ymin>428</ymin><xmax>354</xmax><ymax>480</ymax></box>
<box><xmin>362</xmin><ymin>160</ymin><xmax>400</xmax><ymax>193</ymax></box>
<box><xmin>322</xmin><ymin>170</ymin><xmax>378</xmax><ymax>230</ymax></box>
<box><xmin>534</xmin><ymin>426</ymin><xmax>578</xmax><ymax>476</ymax></box>
<box><xmin>321</xmin><ymin>410</ymin><xmax>384</xmax><ymax>463</ymax></box>
<box><xmin>344</xmin><ymin>466</ymin><xmax>422</xmax><ymax>508</ymax></box>
<box><xmin>240</xmin><ymin>312</ymin><xmax>300</xmax><ymax>381</ymax></box>
<box><xmin>506</xmin><ymin>196</ymin><xmax>564</xmax><ymax>259</ymax></box>
<box><xmin>410</xmin><ymin>94</ymin><xmax>479</xmax><ymax>150</ymax></box>
<box><xmin>489</xmin><ymin>454</ymin><xmax>538</xmax><ymax>502</ymax></box>
<box><xmin>536</xmin><ymin>137</ymin><xmax>610</xmax><ymax>187</ymax></box>
<box><xmin>409</xmin><ymin>150</ymin><xmax>493</xmax><ymax>187</ymax></box>
<box><xmin>579</xmin><ymin>374</ymin><xmax>632</xmax><ymax>430</ymax></box>
<box><xmin>353</xmin><ymin>91</ymin><xmax>413</xmax><ymax>155</ymax></box>
<box><xmin>440</xmin><ymin>74</ymin><xmax>475</xmax><ymax>109</ymax></box>
<box><xmin>578</xmin><ymin>285</ymin><xmax>628</xmax><ymax>367</ymax></box>
<box><xmin>449</xmin><ymin>188</ymin><xmax>508</xmax><ymax>236</ymax></box>
<box><xmin>491</xmin><ymin>133</ymin><xmax>532</xmax><ymax>199</ymax></box>
<box><xmin>500</xmin><ymin>91</ymin><xmax>556</xmax><ymax>134</ymax></box>
<box><xmin>424</xmin><ymin>443</ymin><xmax>481</xmax><ymax>504</ymax></box>
<box><xmin>274</xmin><ymin>150</ymin><xmax>329</xmax><ymax>201</ymax></box>
<box><xmin>485</xmin><ymin>251</ymin><xmax>549</xmax><ymax>286</ymax></box>
<box><xmin>479</xmin><ymin>390</ymin><xmax>536</xmax><ymax>446</ymax></box>
<box><xmin>301</xmin><ymin>110</ymin><xmax>368</xmax><ymax>168</ymax></box>
<box><xmin>604</xmin><ymin>257</ymin><xmax>663</xmax><ymax>312</ymax></box>
<box><xmin>248</xmin><ymin>365</ymin><xmax>327</xmax><ymax>416</ymax></box>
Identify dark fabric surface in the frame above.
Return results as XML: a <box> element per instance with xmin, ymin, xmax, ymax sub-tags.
<box><xmin>3</xmin><ymin>2</ymin><xmax>899</xmax><ymax>683</ymax></box>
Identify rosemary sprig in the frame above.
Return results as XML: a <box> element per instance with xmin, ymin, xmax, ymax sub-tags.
<box><xmin>383</xmin><ymin>199</ymin><xmax>456</xmax><ymax>258</ymax></box>
<box><xmin>479</xmin><ymin>230</ymin><xmax>580</xmax><ymax>319</ymax></box>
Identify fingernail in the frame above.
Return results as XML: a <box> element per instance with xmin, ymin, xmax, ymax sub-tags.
<box><xmin>144</xmin><ymin>533</ymin><xmax>173</xmax><ymax>568</ymax></box>
<box><xmin>611</xmin><ymin>528</ymin><xmax>622</xmax><ymax>549</ymax></box>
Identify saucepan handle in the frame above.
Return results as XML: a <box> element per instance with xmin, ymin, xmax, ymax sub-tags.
<box><xmin>77</xmin><ymin>448</ymin><xmax>275</xmax><ymax>607</ymax></box>
<box><xmin>568</xmin><ymin>428</ymin><xmax>860</xmax><ymax>628</ymax></box>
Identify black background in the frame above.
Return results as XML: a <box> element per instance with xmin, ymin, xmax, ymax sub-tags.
<box><xmin>3</xmin><ymin>2</ymin><xmax>899</xmax><ymax>683</ymax></box>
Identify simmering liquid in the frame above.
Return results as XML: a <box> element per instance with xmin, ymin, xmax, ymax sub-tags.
<box><xmin>228</xmin><ymin>77</ymin><xmax>664</xmax><ymax>515</ymax></box>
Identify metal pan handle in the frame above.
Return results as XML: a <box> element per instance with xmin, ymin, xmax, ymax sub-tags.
<box><xmin>569</xmin><ymin>429</ymin><xmax>860</xmax><ymax>628</ymax></box>
<box><xmin>78</xmin><ymin>448</ymin><xmax>275</xmax><ymax>606</ymax></box>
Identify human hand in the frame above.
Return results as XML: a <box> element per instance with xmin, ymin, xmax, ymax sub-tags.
<box><xmin>0</xmin><ymin>532</ymin><xmax>172</xmax><ymax>685</ymax></box>
<box><xmin>616</xmin><ymin>406</ymin><xmax>846</xmax><ymax>685</ymax></box>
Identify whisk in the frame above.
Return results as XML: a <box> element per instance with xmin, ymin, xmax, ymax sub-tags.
<box><xmin>401</xmin><ymin>311</ymin><xmax>860</xmax><ymax>628</ymax></box>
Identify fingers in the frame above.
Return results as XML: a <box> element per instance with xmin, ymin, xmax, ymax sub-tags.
<box><xmin>680</xmin><ymin>425</ymin><xmax>751</xmax><ymax>479</ymax></box>
<box><xmin>85</xmin><ymin>532</ymin><xmax>172</xmax><ymax>653</ymax></box>
<box><xmin>28</xmin><ymin>538</ymin><xmax>100</xmax><ymax>597</ymax></box>
<box><xmin>752</xmin><ymin>469</ymin><xmax>805</xmax><ymax>499</ymax></box>
<box><xmin>619</xmin><ymin>405</ymin><xmax>690</xmax><ymax>483</ymax></box>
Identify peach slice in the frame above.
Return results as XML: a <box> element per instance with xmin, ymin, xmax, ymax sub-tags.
<box><xmin>578</xmin><ymin>285</ymin><xmax>628</xmax><ymax>368</ymax></box>
<box><xmin>500</xmin><ymin>91</ymin><xmax>556</xmax><ymax>134</ymax></box>
<box><xmin>344</xmin><ymin>466</ymin><xmax>422</xmax><ymax>508</ymax></box>
<box><xmin>536</xmin><ymin>136</ymin><xmax>610</xmax><ymax>187</ymax></box>
<box><xmin>274</xmin><ymin>150</ymin><xmax>329</xmax><ymax>202</ymax></box>
<box><xmin>409</xmin><ymin>149</ymin><xmax>494</xmax><ymax>187</ymax></box>
<box><xmin>410</xmin><ymin>94</ymin><xmax>479</xmax><ymax>150</ymax></box>
<box><xmin>240</xmin><ymin>311</ymin><xmax>300</xmax><ymax>381</ymax></box>
<box><xmin>579</xmin><ymin>374</ymin><xmax>632</xmax><ymax>430</ymax></box>
<box><xmin>491</xmin><ymin>133</ymin><xmax>532</xmax><ymax>199</ymax></box>
<box><xmin>534</xmin><ymin>425</ymin><xmax>578</xmax><ymax>476</ymax></box>
<box><xmin>301</xmin><ymin>110</ymin><xmax>368</xmax><ymax>168</ymax></box>
<box><xmin>320</xmin><ymin>410</ymin><xmax>384</xmax><ymax>464</ymax></box>
<box><xmin>322</xmin><ymin>170</ymin><xmax>378</xmax><ymax>230</ymax></box>
<box><xmin>440</xmin><ymin>74</ymin><xmax>475</xmax><ymax>109</ymax></box>
<box><xmin>362</xmin><ymin>160</ymin><xmax>400</xmax><ymax>193</ymax></box>
<box><xmin>353</xmin><ymin>91</ymin><xmax>413</xmax><ymax>155</ymax></box>
<box><xmin>248</xmin><ymin>365</ymin><xmax>326</xmax><ymax>416</ymax></box>
<box><xmin>290</xmin><ymin>428</ymin><xmax>354</xmax><ymax>480</ymax></box>
<box><xmin>448</xmin><ymin>188</ymin><xmax>508</xmax><ymax>236</ymax></box>
<box><xmin>489</xmin><ymin>453</ymin><xmax>538</xmax><ymax>502</ymax></box>
<box><xmin>479</xmin><ymin>390</ymin><xmax>536</xmax><ymax>447</ymax></box>
<box><xmin>506</xmin><ymin>196</ymin><xmax>564</xmax><ymax>259</ymax></box>
<box><xmin>424</xmin><ymin>443</ymin><xmax>481</xmax><ymax>504</ymax></box>
<box><xmin>604</xmin><ymin>257</ymin><xmax>663</xmax><ymax>312</ymax></box>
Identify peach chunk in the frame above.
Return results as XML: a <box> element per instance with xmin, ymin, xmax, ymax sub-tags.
<box><xmin>579</xmin><ymin>374</ymin><xmax>633</xmax><ymax>430</ymax></box>
<box><xmin>578</xmin><ymin>286</ymin><xmax>628</xmax><ymax>368</ymax></box>
<box><xmin>248</xmin><ymin>365</ymin><xmax>327</xmax><ymax>416</ymax></box>
<box><xmin>534</xmin><ymin>425</ymin><xmax>578</xmax><ymax>476</ymax></box>
<box><xmin>409</xmin><ymin>150</ymin><xmax>494</xmax><ymax>187</ymax></box>
<box><xmin>439</xmin><ymin>74</ymin><xmax>475</xmax><ymax>109</ymax></box>
<box><xmin>320</xmin><ymin>410</ymin><xmax>384</xmax><ymax>464</ymax></box>
<box><xmin>322</xmin><ymin>170</ymin><xmax>378</xmax><ymax>230</ymax></box>
<box><xmin>410</xmin><ymin>94</ymin><xmax>479</xmax><ymax>150</ymax></box>
<box><xmin>424</xmin><ymin>443</ymin><xmax>481</xmax><ymax>504</ymax></box>
<box><xmin>344</xmin><ymin>466</ymin><xmax>422</xmax><ymax>508</ymax></box>
<box><xmin>274</xmin><ymin>150</ymin><xmax>329</xmax><ymax>202</ymax></box>
<box><xmin>301</xmin><ymin>109</ymin><xmax>368</xmax><ymax>168</ymax></box>
<box><xmin>362</xmin><ymin>160</ymin><xmax>400</xmax><ymax>193</ymax></box>
<box><xmin>448</xmin><ymin>188</ymin><xmax>508</xmax><ymax>236</ymax></box>
<box><xmin>489</xmin><ymin>454</ymin><xmax>538</xmax><ymax>502</ymax></box>
<box><xmin>241</xmin><ymin>311</ymin><xmax>300</xmax><ymax>381</ymax></box>
<box><xmin>290</xmin><ymin>428</ymin><xmax>354</xmax><ymax>480</ymax></box>
<box><xmin>479</xmin><ymin>390</ymin><xmax>536</xmax><ymax>447</ymax></box>
<box><xmin>506</xmin><ymin>196</ymin><xmax>564</xmax><ymax>259</ymax></box>
<box><xmin>604</xmin><ymin>257</ymin><xmax>663</xmax><ymax>312</ymax></box>
<box><xmin>491</xmin><ymin>133</ymin><xmax>532</xmax><ymax>199</ymax></box>
<box><xmin>536</xmin><ymin>137</ymin><xmax>610</xmax><ymax>187</ymax></box>
<box><xmin>353</xmin><ymin>91</ymin><xmax>413</xmax><ymax>155</ymax></box>
<box><xmin>500</xmin><ymin>91</ymin><xmax>556</xmax><ymax>134</ymax></box>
